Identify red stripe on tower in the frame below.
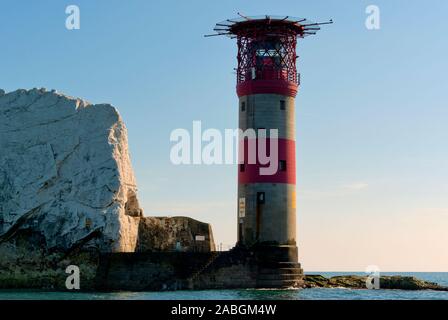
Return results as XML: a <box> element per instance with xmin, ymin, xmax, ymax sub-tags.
<box><xmin>238</xmin><ymin>138</ymin><xmax>296</xmax><ymax>184</ymax></box>
<box><xmin>237</xmin><ymin>80</ymin><xmax>298</xmax><ymax>98</ymax></box>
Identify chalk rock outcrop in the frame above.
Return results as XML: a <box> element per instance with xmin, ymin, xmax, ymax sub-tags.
<box><xmin>0</xmin><ymin>88</ymin><xmax>142</xmax><ymax>252</ymax></box>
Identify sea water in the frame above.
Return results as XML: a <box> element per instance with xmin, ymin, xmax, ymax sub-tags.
<box><xmin>1</xmin><ymin>272</ymin><xmax>447</xmax><ymax>300</ymax></box>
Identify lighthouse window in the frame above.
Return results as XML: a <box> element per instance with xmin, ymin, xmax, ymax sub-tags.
<box><xmin>257</xmin><ymin>192</ymin><xmax>265</xmax><ymax>204</ymax></box>
<box><xmin>280</xmin><ymin>100</ymin><xmax>286</xmax><ymax>110</ymax></box>
<box><xmin>239</xmin><ymin>163</ymin><xmax>245</xmax><ymax>172</ymax></box>
<box><xmin>241</xmin><ymin>102</ymin><xmax>246</xmax><ymax>112</ymax></box>
<box><xmin>279</xmin><ymin>160</ymin><xmax>287</xmax><ymax>171</ymax></box>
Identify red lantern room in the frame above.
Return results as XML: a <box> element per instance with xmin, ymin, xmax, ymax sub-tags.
<box><xmin>210</xmin><ymin>15</ymin><xmax>332</xmax><ymax>97</ymax></box>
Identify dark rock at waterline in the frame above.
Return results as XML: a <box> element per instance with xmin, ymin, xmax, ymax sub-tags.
<box><xmin>304</xmin><ymin>275</ymin><xmax>448</xmax><ymax>291</ymax></box>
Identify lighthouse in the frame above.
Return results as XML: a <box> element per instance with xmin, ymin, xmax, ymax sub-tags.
<box><xmin>209</xmin><ymin>15</ymin><xmax>332</xmax><ymax>287</ymax></box>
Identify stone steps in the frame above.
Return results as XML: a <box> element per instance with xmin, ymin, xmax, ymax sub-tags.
<box><xmin>256</xmin><ymin>262</ymin><xmax>304</xmax><ymax>288</ymax></box>
<box><xmin>260</xmin><ymin>261</ymin><xmax>302</xmax><ymax>269</ymax></box>
<box><xmin>259</xmin><ymin>267</ymin><xmax>303</xmax><ymax>275</ymax></box>
<box><xmin>257</xmin><ymin>273</ymin><xmax>303</xmax><ymax>281</ymax></box>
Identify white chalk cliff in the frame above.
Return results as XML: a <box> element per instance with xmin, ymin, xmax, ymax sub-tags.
<box><xmin>0</xmin><ymin>88</ymin><xmax>142</xmax><ymax>252</ymax></box>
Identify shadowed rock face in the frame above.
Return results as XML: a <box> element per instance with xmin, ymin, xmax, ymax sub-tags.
<box><xmin>0</xmin><ymin>88</ymin><xmax>142</xmax><ymax>253</ymax></box>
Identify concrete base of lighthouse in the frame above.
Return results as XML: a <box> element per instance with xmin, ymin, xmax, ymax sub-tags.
<box><xmin>249</xmin><ymin>244</ymin><xmax>304</xmax><ymax>288</ymax></box>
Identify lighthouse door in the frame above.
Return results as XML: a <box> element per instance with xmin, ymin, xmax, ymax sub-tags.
<box><xmin>256</xmin><ymin>192</ymin><xmax>265</xmax><ymax>240</ymax></box>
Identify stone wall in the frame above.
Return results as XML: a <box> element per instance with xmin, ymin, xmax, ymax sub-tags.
<box><xmin>136</xmin><ymin>217</ymin><xmax>215</xmax><ymax>253</ymax></box>
<box><xmin>94</xmin><ymin>247</ymin><xmax>303</xmax><ymax>291</ymax></box>
<box><xmin>95</xmin><ymin>250</ymin><xmax>257</xmax><ymax>291</ymax></box>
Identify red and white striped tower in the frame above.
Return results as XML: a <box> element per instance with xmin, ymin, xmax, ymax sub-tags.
<box><xmin>209</xmin><ymin>15</ymin><xmax>331</xmax><ymax>287</ymax></box>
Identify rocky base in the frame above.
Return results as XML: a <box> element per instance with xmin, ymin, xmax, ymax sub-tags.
<box><xmin>304</xmin><ymin>274</ymin><xmax>448</xmax><ymax>291</ymax></box>
<box><xmin>1</xmin><ymin>247</ymin><xmax>447</xmax><ymax>292</ymax></box>
<box><xmin>0</xmin><ymin>243</ymin><xmax>99</xmax><ymax>290</ymax></box>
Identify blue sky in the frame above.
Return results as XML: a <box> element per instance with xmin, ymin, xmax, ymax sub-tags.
<box><xmin>1</xmin><ymin>0</ymin><xmax>447</xmax><ymax>271</ymax></box>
